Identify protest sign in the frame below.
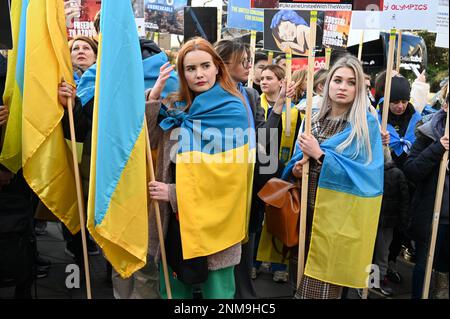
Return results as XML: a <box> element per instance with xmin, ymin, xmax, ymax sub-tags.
<box><xmin>322</xmin><ymin>11</ymin><xmax>352</xmax><ymax>49</ymax></box>
<box><xmin>263</xmin><ymin>9</ymin><xmax>324</xmax><ymax>56</ymax></box>
<box><xmin>228</xmin><ymin>0</ymin><xmax>264</xmax><ymax>32</ymax></box>
<box><xmin>132</xmin><ymin>0</ymin><xmax>145</xmax><ymax>37</ymax></box>
<box><xmin>292</xmin><ymin>56</ymin><xmax>326</xmax><ymax>71</ymax></box>
<box><xmin>64</xmin><ymin>0</ymin><xmax>101</xmax><ymax>39</ymax></box>
<box><xmin>435</xmin><ymin>0</ymin><xmax>448</xmax><ymax>48</ymax></box>
<box><xmin>144</xmin><ymin>0</ymin><xmax>186</xmax><ymax>35</ymax></box>
<box><xmin>278</xmin><ymin>0</ymin><xmax>352</xmax><ymax>11</ymax></box>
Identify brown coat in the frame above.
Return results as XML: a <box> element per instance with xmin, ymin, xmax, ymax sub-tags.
<box><xmin>145</xmin><ymin>99</ymin><xmax>241</xmax><ymax>271</ymax></box>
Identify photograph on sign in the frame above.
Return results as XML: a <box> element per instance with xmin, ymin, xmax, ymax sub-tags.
<box><xmin>0</xmin><ymin>0</ymin><xmax>12</xmax><ymax>50</ymax></box>
<box><xmin>322</xmin><ymin>11</ymin><xmax>352</xmax><ymax>50</ymax></box>
<box><xmin>184</xmin><ymin>7</ymin><xmax>218</xmax><ymax>44</ymax></box>
<box><xmin>132</xmin><ymin>0</ymin><xmax>146</xmax><ymax>37</ymax></box>
<box><xmin>144</xmin><ymin>0</ymin><xmax>186</xmax><ymax>35</ymax></box>
<box><xmin>278</xmin><ymin>0</ymin><xmax>353</xmax><ymax>11</ymax></box>
<box><xmin>264</xmin><ymin>9</ymin><xmax>324</xmax><ymax>56</ymax></box>
<box><xmin>228</xmin><ymin>0</ymin><xmax>264</xmax><ymax>32</ymax></box>
<box><xmin>250</xmin><ymin>0</ymin><xmax>279</xmax><ymax>8</ymax></box>
<box><xmin>292</xmin><ymin>57</ymin><xmax>326</xmax><ymax>71</ymax></box>
<box><xmin>64</xmin><ymin>0</ymin><xmax>101</xmax><ymax>39</ymax></box>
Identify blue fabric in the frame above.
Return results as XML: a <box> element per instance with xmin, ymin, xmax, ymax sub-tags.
<box><xmin>143</xmin><ymin>52</ymin><xmax>179</xmax><ymax>98</ymax></box>
<box><xmin>270</xmin><ymin>10</ymin><xmax>308</xmax><ymax>29</ymax></box>
<box><xmin>159</xmin><ymin>83</ymin><xmax>252</xmax><ymax>155</ymax></box>
<box><xmin>377</xmin><ymin>107</ymin><xmax>422</xmax><ymax>157</ymax></box>
<box><xmin>76</xmin><ymin>63</ymin><xmax>97</xmax><ymax>107</ymax></box>
<box><xmin>282</xmin><ymin>113</ymin><xmax>384</xmax><ymax>198</ymax></box>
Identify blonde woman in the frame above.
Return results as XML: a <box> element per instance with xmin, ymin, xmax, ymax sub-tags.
<box><xmin>283</xmin><ymin>55</ymin><xmax>384</xmax><ymax>299</ymax></box>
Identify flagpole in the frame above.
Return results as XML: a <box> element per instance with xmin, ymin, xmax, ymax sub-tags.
<box><xmin>381</xmin><ymin>29</ymin><xmax>397</xmax><ymax>132</ymax></box>
<box><xmin>247</xmin><ymin>30</ymin><xmax>257</xmax><ymax>88</ymax></box>
<box><xmin>296</xmin><ymin>10</ymin><xmax>317</xmax><ymax>290</ymax></box>
<box><xmin>67</xmin><ymin>97</ymin><xmax>92</xmax><ymax>299</ymax></box>
<box><xmin>396</xmin><ymin>30</ymin><xmax>402</xmax><ymax>73</ymax></box>
<box><xmin>358</xmin><ymin>30</ymin><xmax>364</xmax><ymax>61</ymax></box>
<box><xmin>325</xmin><ymin>47</ymin><xmax>332</xmax><ymax>70</ymax></box>
<box><xmin>285</xmin><ymin>48</ymin><xmax>292</xmax><ymax>137</ymax></box>
<box><xmin>144</xmin><ymin>120</ymin><xmax>172</xmax><ymax>299</ymax></box>
<box><xmin>422</xmin><ymin>103</ymin><xmax>449</xmax><ymax>299</ymax></box>
<box><xmin>268</xmin><ymin>51</ymin><xmax>274</xmax><ymax>65</ymax></box>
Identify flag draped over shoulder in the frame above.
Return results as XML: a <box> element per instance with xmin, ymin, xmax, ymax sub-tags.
<box><xmin>159</xmin><ymin>83</ymin><xmax>256</xmax><ymax>260</ymax></box>
<box><xmin>21</xmin><ymin>0</ymin><xmax>80</xmax><ymax>234</ymax></box>
<box><xmin>282</xmin><ymin>113</ymin><xmax>384</xmax><ymax>288</ymax></box>
<box><xmin>87</xmin><ymin>0</ymin><xmax>148</xmax><ymax>279</ymax></box>
<box><xmin>0</xmin><ymin>0</ymin><xmax>28</xmax><ymax>173</ymax></box>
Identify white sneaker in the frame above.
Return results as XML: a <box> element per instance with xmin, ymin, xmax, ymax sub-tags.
<box><xmin>273</xmin><ymin>271</ymin><xmax>288</xmax><ymax>283</ymax></box>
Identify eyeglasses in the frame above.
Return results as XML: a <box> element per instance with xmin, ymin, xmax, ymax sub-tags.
<box><xmin>241</xmin><ymin>58</ymin><xmax>252</xmax><ymax>69</ymax></box>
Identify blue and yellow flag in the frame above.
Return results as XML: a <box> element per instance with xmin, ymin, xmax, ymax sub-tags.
<box><xmin>21</xmin><ymin>0</ymin><xmax>80</xmax><ymax>234</ymax></box>
<box><xmin>282</xmin><ymin>113</ymin><xmax>384</xmax><ymax>288</ymax></box>
<box><xmin>87</xmin><ymin>0</ymin><xmax>148</xmax><ymax>278</ymax></box>
<box><xmin>0</xmin><ymin>0</ymin><xmax>28</xmax><ymax>173</ymax></box>
<box><xmin>160</xmin><ymin>83</ymin><xmax>255</xmax><ymax>259</ymax></box>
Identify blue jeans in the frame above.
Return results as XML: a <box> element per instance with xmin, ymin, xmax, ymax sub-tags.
<box><xmin>412</xmin><ymin>224</ymin><xmax>449</xmax><ymax>299</ymax></box>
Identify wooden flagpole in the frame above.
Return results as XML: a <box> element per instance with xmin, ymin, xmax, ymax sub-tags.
<box><xmin>422</xmin><ymin>102</ymin><xmax>449</xmax><ymax>299</ymax></box>
<box><xmin>396</xmin><ymin>30</ymin><xmax>403</xmax><ymax>73</ymax></box>
<box><xmin>67</xmin><ymin>97</ymin><xmax>92</xmax><ymax>299</ymax></box>
<box><xmin>268</xmin><ymin>51</ymin><xmax>274</xmax><ymax>65</ymax></box>
<box><xmin>381</xmin><ymin>29</ymin><xmax>397</xmax><ymax>132</ymax></box>
<box><xmin>285</xmin><ymin>48</ymin><xmax>292</xmax><ymax>137</ymax></box>
<box><xmin>144</xmin><ymin>120</ymin><xmax>172</xmax><ymax>299</ymax></box>
<box><xmin>217</xmin><ymin>6</ymin><xmax>222</xmax><ymax>41</ymax></box>
<box><xmin>325</xmin><ymin>47</ymin><xmax>332</xmax><ymax>70</ymax></box>
<box><xmin>247</xmin><ymin>30</ymin><xmax>257</xmax><ymax>88</ymax></box>
<box><xmin>357</xmin><ymin>30</ymin><xmax>364</xmax><ymax>61</ymax></box>
<box><xmin>296</xmin><ymin>10</ymin><xmax>317</xmax><ymax>289</ymax></box>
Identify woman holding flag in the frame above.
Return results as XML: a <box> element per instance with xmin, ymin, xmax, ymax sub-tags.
<box><xmin>146</xmin><ymin>37</ymin><xmax>255</xmax><ymax>299</ymax></box>
<box><xmin>282</xmin><ymin>55</ymin><xmax>384</xmax><ymax>299</ymax></box>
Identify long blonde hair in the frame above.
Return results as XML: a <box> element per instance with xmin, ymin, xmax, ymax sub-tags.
<box><xmin>316</xmin><ymin>55</ymin><xmax>372</xmax><ymax>162</ymax></box>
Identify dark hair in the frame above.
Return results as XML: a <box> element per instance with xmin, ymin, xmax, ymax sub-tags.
<box><xmin>254</xmin><ymin>52</ymin><xmax>268</xmax><ymax>65</ymax></box>
<box><xmin>274</xmin><ymin>54</ymin><xmax>286</xmax><ymax>66</ymax></box>
<box><xmin>374</xmin><ymin>70</ymin><xmax>387</xmax><ymax>104</ymax></box>
<box><xmin>214</xmin><ymin>40</ymin><xmax>250</xmax><ymax>68</ymax></box>
<box><xmin>94</xmin><ymin>11</ymin><xmax>101</xmax><ymax>34</ymax></box>
<box><xmin>70</xmin><ymin>36</ymin><xmax>98</xmax><ymax>56</ymax></box>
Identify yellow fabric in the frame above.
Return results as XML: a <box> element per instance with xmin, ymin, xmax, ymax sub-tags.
<box><xmin>176</xmin><ymin>144</ymin><xmax>253</xmax><ymax>259</ymax></box>
<box><xmin>87</xmin><ymin>128</ymin><xmax>148</xmax><ymax>279</ymax></box>
<box><xmin>305</xmin><ymin>188</ymin><xmax>382</xmax><ymax>288</ymax></box>
<box><xmin>0</xmin><ymin>0</ymin><xmax>22</xmax><ymax>173</ymax></box>
<box><xmin>260</xmin><ymin>93</ymin><xmax>299</xmax><ymax>164</ymax></box>
<box><xmin>256</xmin><ymin>222</ymin><xmax>288</xmax><ymax>265</ymax></box>
<box><xmin>22</xmin><ymin>0</ymin><xmax>80</xmax><ymax>234</ymax></box>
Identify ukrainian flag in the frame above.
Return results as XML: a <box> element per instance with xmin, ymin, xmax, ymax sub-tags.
<box><xmin>87</xmin><ymin>0</ymin><xmax>148</xmax><ymax>278</ymax></box>
<box><xmin>0</xmin><ymin>0</ymin><xmax>28</xmax><ymax>173</ymax></box>
<box><xmin>21</xmin><ymin>0</ymin><xmax>80</xmax><ymax>234</ymax></box>
<box><xmin>160</xmin><ymin>83</ymin><xmax>255</xmax><ymax>259</ymax></box>
<box><xmin>282</xmin><ymin>113</ymin><xmax>384</xmax><ymax>288</ymax></box>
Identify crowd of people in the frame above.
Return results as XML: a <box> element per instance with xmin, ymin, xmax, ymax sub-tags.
<box><xmin>0</xmin><ymin>12</ymin><xmax>448</xmax><ymax>300</ymax></box>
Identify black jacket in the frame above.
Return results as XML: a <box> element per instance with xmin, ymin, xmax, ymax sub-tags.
<box><xmin>379</xmin><ymin>161</ymin><xmax>410</xmax><ymax>228</ymax></box>
<box><xmin>403</xmin><ymin>121</ymin><xmax>449</xmax><ymax>244</ymax></box>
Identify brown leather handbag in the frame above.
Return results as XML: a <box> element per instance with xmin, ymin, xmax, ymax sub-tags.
<box><xmin>257</xmin><ymin>178</ymin><xmax>300</xmax><ymax>248</ymax></box>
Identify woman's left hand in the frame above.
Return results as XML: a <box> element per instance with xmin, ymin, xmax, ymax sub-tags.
<box><xmin>299</xmin><ymin>133</ymin><xmax>324</xmax><ymax>160</ymax></box>
<box><xmin>381</xmin><ymin>131</ymin><xmax>390</xmax><ymax>146</ymax></box>
<box><xmin>148</xmin><ymin>181</ymin><xmax>170</xmax><ymax>202</ymax></box>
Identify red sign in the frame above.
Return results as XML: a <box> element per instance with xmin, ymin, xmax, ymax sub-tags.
<box><xmin>291</xmin><ymin>57</ymin><xmax>326</xmax><ymax>71</ymax></box>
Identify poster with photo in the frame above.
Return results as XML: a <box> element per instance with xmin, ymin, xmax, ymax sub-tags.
<box><xmin>292</xmin><ymin>56</ymin><xmax>326</xmax><ymax>71</ymax></box>
<box><xmin>263</xmin><ymin>9</ymin><xmax>324</xmax><ymax>56</ymax></box>
<box><xmin>184</xmin><ymin>7</ymin><xmax>218</xmax><ymax>44</ymax></box>
<box><xmin>322</xmin><ymin>11</ymin><xmax>352</xmax><ymax>50</ymax></box>
<box><xmin>64</xmin><ymin>0</ymin><xmax>101</xmax><ymax>39</ymax></box>
<box><xmin>132</xmin><ymin>0</ymin><xmax>146</xmax><ymax>37</ymax></box>
<box><xmin>250</xmin><ymin>0</ymin><xmax>279</xmax><ymax>8</ymax></box>
<box><xmin>144</xmin><ymin>0</ymin><xmax>186</xmax><ymax>35</ymax></box>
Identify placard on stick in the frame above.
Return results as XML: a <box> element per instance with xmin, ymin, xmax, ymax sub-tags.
<box><xmin>144</xmin><ymin>0</ymin><xmax>186</xmax><ymax>35</ymax></box>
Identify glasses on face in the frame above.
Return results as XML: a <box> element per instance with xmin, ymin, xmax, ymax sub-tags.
<box><xmin>241</xmin><ymin>58</ymin><xmax>252</xmax><ymax>69</ymax></box>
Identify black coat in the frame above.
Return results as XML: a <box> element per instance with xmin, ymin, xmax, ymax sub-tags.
<box><xmin>403</xmin><ymin>122</ymin><xmax>449</xmax><ymax>244</ymax></box>
<box><xmin>379</xmin><ymin>161</ymin><xmax>410</xmax><ymax>228</ymax></box>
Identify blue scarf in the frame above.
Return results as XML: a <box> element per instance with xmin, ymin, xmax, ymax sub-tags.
<box><xmin>76</xmin><ymin>64</ymin><xmax>97</xmax><ymax>107</ymax></box>
<box><xmin>377</xmin><ymin>98</ymin><xmax>422</xmax><ymax>157</ymax></box>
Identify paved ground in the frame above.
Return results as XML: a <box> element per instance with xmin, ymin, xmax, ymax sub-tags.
<box><xmin>0</xmin><ymin>221</ymin><xmax>414</xmax><ymax>299</ymax></box>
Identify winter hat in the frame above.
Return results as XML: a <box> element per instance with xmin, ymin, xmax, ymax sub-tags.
<box><xmin>390</xmin><ymin>76</ymin><xmax>410</xmax><ymax>102</ymax></box>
